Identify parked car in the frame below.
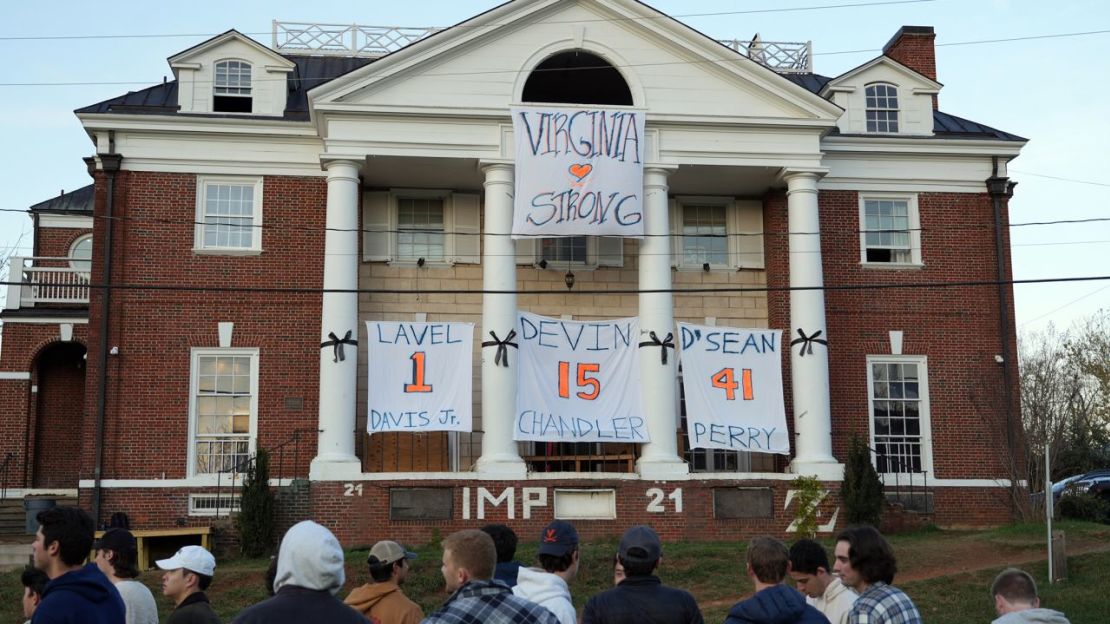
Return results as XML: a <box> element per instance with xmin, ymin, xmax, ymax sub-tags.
<box><xmin>1059</xmin><ymin>469</ymin><xmax>1110</xmax><ymax>503</ymax></box>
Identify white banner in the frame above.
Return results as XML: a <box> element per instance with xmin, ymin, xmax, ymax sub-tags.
<box><xmin>365</xmin><ymin>321</ymin><xmax>473</xmax><ymax>434</ymax></box>
<box><xmin>678</xmin><ymin>323</ymin><xmax>790</xmax><ymax>454</ymax></box>
<box><xmin>514</xmin><ymin>312</ymin><xmax>646</xmax><ymax>443</ymax></box>
<box><xmin>511</xmin><ymin>106</ymin><xmax>645</xmax><ymax>238</ymax></box>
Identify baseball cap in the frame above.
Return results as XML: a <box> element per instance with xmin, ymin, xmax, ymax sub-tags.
<box><xmin>368</xmin><ymin>540</ymin><xmax>417</xmax><ymax>566</ymax></box>
<box><xmin>155</xmin><ymin>545</ymin><xmax>216</xmax><ymax>577</ymax></box>
<box><xmin>618</xmin><ymin>525</ymin><xmax>661</xmax><ymax>564</ymax></box>
<box><xmin>93</xmin><ymin>528</ymin><xmax>136</xmax><ymax>553</ymax></box>
<box><xmin>537</xmin><ymin>520</ymin><xmax>578</xmax><ymax>557</ymax></box>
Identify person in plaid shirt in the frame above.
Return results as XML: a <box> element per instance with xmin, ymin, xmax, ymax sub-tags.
<box><xmin>422</xmin><ymin>529</ymin><xmax>560</xmax><ymax>624</ymax></box>
<box><xmin>832</xmin><ymin>527</ymin><xmax>921</xmax><ymax>624</ymax></box>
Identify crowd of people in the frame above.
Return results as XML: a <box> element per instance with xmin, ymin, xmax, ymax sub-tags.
<box><xmin>22</xmin><ymin>506</ymin><xmax>1070</xmax><ymax>624</ymax></box>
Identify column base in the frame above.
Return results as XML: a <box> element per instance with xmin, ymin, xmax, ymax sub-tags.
<box><xmin>475</xmin><ymin>453</ymin><xmax>527</xmax><ymax>480</ymax></box>
<box><xmin>637</xmin><ymin>456</ymin><xmax>690</xmax><ymax>481</ymax></box>
<box><xmin>309</xmin><ymin>454</ymin><xmax>363</xmax><ymax>481</ymax></box>
<box><xmin>789</xmin><ymin>459</ymin><xmax>844</xmax><ymax>481</ymax></box>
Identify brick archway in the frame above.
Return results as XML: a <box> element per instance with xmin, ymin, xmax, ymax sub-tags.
<box><xmin>31</xmin><ymin>342</ymin><xmax>87</xmax><ymax>488</ymax></box>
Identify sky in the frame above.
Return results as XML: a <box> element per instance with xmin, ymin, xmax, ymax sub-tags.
<box><xmin>1</xmin><ymin>0</ymin><xmax>1107</xmax><ymax>336</ymax></box>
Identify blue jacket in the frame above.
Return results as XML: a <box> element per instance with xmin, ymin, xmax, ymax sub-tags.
<box><xmin>32</xmin><ymin>563</ymin><xmax>126</xmax><ymax>624</ymax></box>
<box><xmin>493</xmin><ymin>561</ymin><xmax>524</xmax><ymax>587</ymax></box>
<box><xmin>725</xmin><ymin>585</ymin><xmax>830</xmax><ymax>624</ymax></box>
<box><xmin>583</xmin><ymin>575</ymin><xmax>703</xmax><ymax>624</ymax></box>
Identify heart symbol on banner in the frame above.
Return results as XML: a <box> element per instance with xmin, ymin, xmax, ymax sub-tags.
<box><xmin>569</xmin><ymin>163</ymin><xmax>593</xmax><ymax>181</ymax></box>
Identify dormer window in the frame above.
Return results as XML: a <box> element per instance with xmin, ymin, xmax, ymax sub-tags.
<box><xmin>865</xmin><ymin>83</ymin><xmax>899</xmax><ymax>132</ymax></box>
<box><xmin>213</xmin><ymin>60</ymin><xmax>252</xmax><ymax>113</ymax></box>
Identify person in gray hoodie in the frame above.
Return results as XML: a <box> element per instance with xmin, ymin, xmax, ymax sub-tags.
<box><xmin>512</xmin><ymin>520</ymin><xmax>579</xmax><ymax>624</ymax></box>
<box><xmin>990</xmin><ymin>568</ymin><xmax>1070</xmax><ymax>624</ymax></box>
<box><xmin>231</xmin><ymin>521</ymin><xmax>370</xmax><ymax>624</ymax></box>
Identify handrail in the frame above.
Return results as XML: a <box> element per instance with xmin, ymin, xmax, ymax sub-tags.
<box><xmin>0</xmin><ymin>453</ymin><xmax>14</xmax><ymax>501</ymax></box>
<box><xmin>213</xmin><ymin>429</ymin><xmax>315</xmax><ymax>517</ymax></box>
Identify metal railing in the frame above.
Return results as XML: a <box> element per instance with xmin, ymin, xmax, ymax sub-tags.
<box><xmin>4</xmin><ymin>257</ymin><xmax>90</xmax><ymax>309</ymax></box>
<box><xmin>212</xmin><ymin>429</ymin><xmax>313</xmax><ymax>517</ymax></box>
<box><xmin>0</xmin><ymin>453</ymin><xmax>15</xmax><ymax>501</ymax></box>
<box><xmin>872</xmin><ymin>446</ymin><xmax>933</xmax><ymax>514</ymax></box>
<box><xmin>271</xmin><ymin>20</ymin><xmax>814</xmax><ymax>72</ymax></box>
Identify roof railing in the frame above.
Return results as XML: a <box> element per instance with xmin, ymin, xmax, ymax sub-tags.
<box><xmin>271</xmin><ymin>20</ymin><xmax>813</xmax><ymax>73</ymax></box>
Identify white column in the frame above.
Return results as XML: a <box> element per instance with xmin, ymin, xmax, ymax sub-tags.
<box><xmin>784</xmin><ymin>171</ymin><xmax>842</xmax><ymax>480</ymax></box>
<box><xmin>475</xmin><ymin>162</ymin><xmax>526</xmax><ymax>479</ymax></box>
<box><xmin>636</xmin><ymin>166</ymin><xmax>688</xmax><ymax>480</ymax></box>
<box><xmin>310</xmin><ymin>159</ymin><xmax>363</xmax><ymax>480</ymax></box>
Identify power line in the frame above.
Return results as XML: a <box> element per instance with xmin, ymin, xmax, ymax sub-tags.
<box><xmin>2</xmin><ymin>206</ymin><xmax>1107</xmax><ymax>242</ymax></box>
<box><xmin>3</xmin><ymin>274</ymin><xmax>1108</xmax><ymax>297</ymax></box>
<box><xmin>5</xmin><ymin>24</ymin><xmax>1110</xmax><ymax>87</ymax></box>
<box><xmin>0</xmin><ymin>1</ymin><xmax>935</xmax><ymax>42</ymax></box>
<box><xmin>1009</xmin><ymin>170</ymin><xmax>1110</xmax><ymax>188</ymax></box>
<box><xmin>1019</xmin><ymin>283</ymin><xmax>1110</xmax><ymax>328</ymax></box>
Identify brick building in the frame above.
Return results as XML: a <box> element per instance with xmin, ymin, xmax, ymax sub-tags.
<box><xmin>1</xmin><ymin>0</ymin><xmax>1025</xmax><ymax>543</ymax></box>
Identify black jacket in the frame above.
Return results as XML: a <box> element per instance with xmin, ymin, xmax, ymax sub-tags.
<box><xmin>231</xmin><ymin>586</ymin><xmax>371</xmax><ymax>624</ymax></box>
<box><xmin>724</xmin><ymin>585</ymin><xmax>830</xmax><ymax>624</ymax></box>
<box><xmin>583</xmin><ymin>576</ymin><xmax>703</xmax><ymax>624</ymax></box>
<box><xmin>166</xmin><ymin>592</ymin><xmax>221</xmax><ymax>624</ymax></box>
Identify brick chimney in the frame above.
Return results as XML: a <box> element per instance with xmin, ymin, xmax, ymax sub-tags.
<box><xmin>882</xmin><ymin>25</ymin><xmax>937</xmax><ymax>108</ymax></box>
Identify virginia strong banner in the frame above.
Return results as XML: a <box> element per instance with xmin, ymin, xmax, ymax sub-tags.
<box><xmin>365</xmin><ymin>321</ymin><xmax>474</xmax><ymax>434</ymax></box>
<box><xmin>677</xmin><ymin>323</ymin><xmax>790</xmax><ymax>455</ymax></box>
<box><xmin>511</xmin><ymin>106</ymin><xmax>645</xmax><ymax>238</ymax></box>
<box><xmin>514</xmin><ymin>312</ymin><xmax>647</xmax><ymax>443</ymax></box>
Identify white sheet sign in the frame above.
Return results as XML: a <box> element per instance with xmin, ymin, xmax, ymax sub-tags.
<box><xmin>511</xmin><ymin>106</ymin><xmax>645</xmax><ymax>238</ymax></box>
<box><xmin>366</xmin><ymin>321</ymin><xmax>473</xmax><ymax>434</ymax></box>
<box><xmin>678</xmin><ymin>323</ymin><xmax>790</xmax><ymax>454</ymax></box>
<box><xmin>514</xmin><ymin>312</ymin><xmax>647</xmax><ymax>443</ymax></box>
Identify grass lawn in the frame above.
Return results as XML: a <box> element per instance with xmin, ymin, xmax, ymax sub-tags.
<box><xmin>2</xmin><ymin>521</ymin><xmax>1106</xmax><ymax>623</ymax></box>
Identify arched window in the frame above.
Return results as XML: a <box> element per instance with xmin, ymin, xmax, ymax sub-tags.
<box><xmin>523</xmin><ymin>51</ymin><xmax>632</xmax><ymax>266</ymax></box>
<box><xmin>68</xmin><ymin>234</ymin><xmax>93</xmax><ymax>277</ymax></box>
<box><xmin>522</xmin><ymin>50</ymin><xmax>633</xmax><ymax>106</ymax></box>
<box><xmin>865</xmin><ymin>83</ymin><xmax>899</xmax><ymax>133</ymax></box>
<box><xmin>214</xmin><ymin>60</ymin><xmax>252</xmax><ymax>113</ymax></box>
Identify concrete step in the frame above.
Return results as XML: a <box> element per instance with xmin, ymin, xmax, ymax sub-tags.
<box><xmin>0</xmin><ymin>542</ymin><xmax>31</xmax><ymax>571</ymax></box>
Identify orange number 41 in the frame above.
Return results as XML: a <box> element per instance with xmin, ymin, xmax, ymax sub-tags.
<box><xmin>710</xmin><ymin>367</ymin><xmax>754</xmax><ymax>401</ymax></box>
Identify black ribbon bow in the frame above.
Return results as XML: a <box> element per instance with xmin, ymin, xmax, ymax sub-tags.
<box><xmin>320</xmin><ymin>330</ymin><xmax>358</xmax><ymax>363</ymax></box>
<box><xmin>790</xmin><ymin>328</ymin><xmax>828</xmax><ymax>357</ymax></box>
<box><xmin>481</xmin><ymin>329</ymin><xmax>518</xmax><ymax>367</ymax></box>
<box><xmin>638</xmin><ymin>331</ymin><xmax>675</xmax><ymax>365</ymax></box>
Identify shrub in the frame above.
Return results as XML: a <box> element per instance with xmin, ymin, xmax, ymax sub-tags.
<box><xmin>790</xmin><ymin>475</ymin><xmax>824</xmax><ymax>538</ymax></box>
<box><xmin>236</xmin><ymin>448</ymin><xmax>276</xmax><ymax>558</ymax></box>
<box><xmin>842</xmin><ymin>435</ymin><xmax>885</xmax><ymax>526</ymax></box>
<box><xmin>1058</xmin><ymin>492</ymin><xmax>1110</xmax><ymax>523</ymax></box>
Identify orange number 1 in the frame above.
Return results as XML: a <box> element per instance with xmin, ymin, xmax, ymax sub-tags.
<box><xmin>710</xmin><ymin>367</ymin><xmax>754</xmax><ymax>401</ymax></box>
<box><xmin>405</xmin><ymin>352</ymin><xmax>433</xmax><ymax>393</ymax></box>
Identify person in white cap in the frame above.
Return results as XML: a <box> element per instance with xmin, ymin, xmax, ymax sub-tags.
<box><xmin>156</xmin><ymin>545</ymin><xmax>220</xmax><ymax>624</ymax></box>
<box><xmin>344</xmin><ymin>540</ymin><xmax>423</xmax><ymax>624</ymax></box>
<box><xmin>231</xmin><ymin>520</ymin><xmax>370</xmax><ymax>624</ymax></box>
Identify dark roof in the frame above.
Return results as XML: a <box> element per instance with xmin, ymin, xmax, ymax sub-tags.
<box><xmin>76</xmin><ymin>53</ymin><xmax>1023</xmax><ymax>142</ymax></box>
<box><xmin>29</xmin><ymin>184</ymin><xmax>93</xmax><ymax>214</ymax></box>
<box><xmin>75</xmin><ymin>54</ymin><xmax>376</xmax><ymax>121</ymax></box>
<box><xmin>782</xmin><ymin>72</ymin><xmax>1024</xmax><ymax>142</ymax></box>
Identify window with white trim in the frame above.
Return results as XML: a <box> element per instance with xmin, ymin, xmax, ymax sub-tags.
<box><xmin>396</xmin><ymin>197</ymin><xmax>446</xmax><ymax>261</ymax></box>
<box><xmin>363</xmin><ymin>190</ymin><xmax>480</xmax><ymax>266</ymax></box>
<box><xmin>671</xmin><ymin>198</ymin><xmax>764</xmax><ymax>270</ymax></box>
<box><xmin>540</xmin><ymin>237</ymin><xmax>588</xmax><ymax>264</ymax></box>
<box><xmin>859</xmin><ymin>194</ymin><xmax>920</xmax><ymax>265</ymax></box>
<box><xmin>195</xmin><ymin>176</ymin><xmax>263</xmax><ymax>253</ymax></box>
<box><xmin>865</xmin><ymin>83</ymin><xmax>899</xmax><ymax>133</ymax></box>
<box><xmin>189</xmin><ymin>348</ymin><xmax>258</xmax><ymax>475</ymax></box>
<box><xmin>867</xmin><ymin>356</ymin><xmax>931</xmax><ymax>474</ymax></box>
<box><xmin>68</xmin><ymin>234</ymin><xmax>93</xmax><ymax>277</ymax></box>
<box><xmin>213</xmin><ymin>60</ymin><xmax>252</xmax><ymax>113</ymax></box>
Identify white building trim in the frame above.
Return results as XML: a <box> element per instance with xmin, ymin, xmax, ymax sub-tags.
<box><xmin>38</xmin><ymin>214</ymin><xmax>94</xmax><ymax>229</ymax></box>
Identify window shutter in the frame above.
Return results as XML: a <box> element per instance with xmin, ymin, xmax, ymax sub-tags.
<box><xmin>668</xmin><ymin>198</ymin><xmax>680</xmax><ymax>268</ymax></box>
<box><xmin>515</xmin><ymin>236</ymin><xmax>537</xmax><ymax>265</ymax></box>
<box><xmin>732</xmin><ymin>200</ymin><xmax>764</xmax><ymax>269</ymax></box>
<box><xmin>449</xmin><ymin>193</ymin><xmax>481</xmax><ymax>264</ymax></box>
<box><xmin>362</xmin><ymin>191</ymin><xmax>392</xmax><ymax>262</ymax></box>
<box><xmin>596</xmin><ymin>237</ymin><xmax>624</xmax><ymax>267</ymax></box>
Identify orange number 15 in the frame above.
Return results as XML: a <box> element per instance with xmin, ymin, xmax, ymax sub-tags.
<box><xmin>558</xmin><ymin>361</ymin><xmax>601</xmax><ymax>400</ymax></box>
